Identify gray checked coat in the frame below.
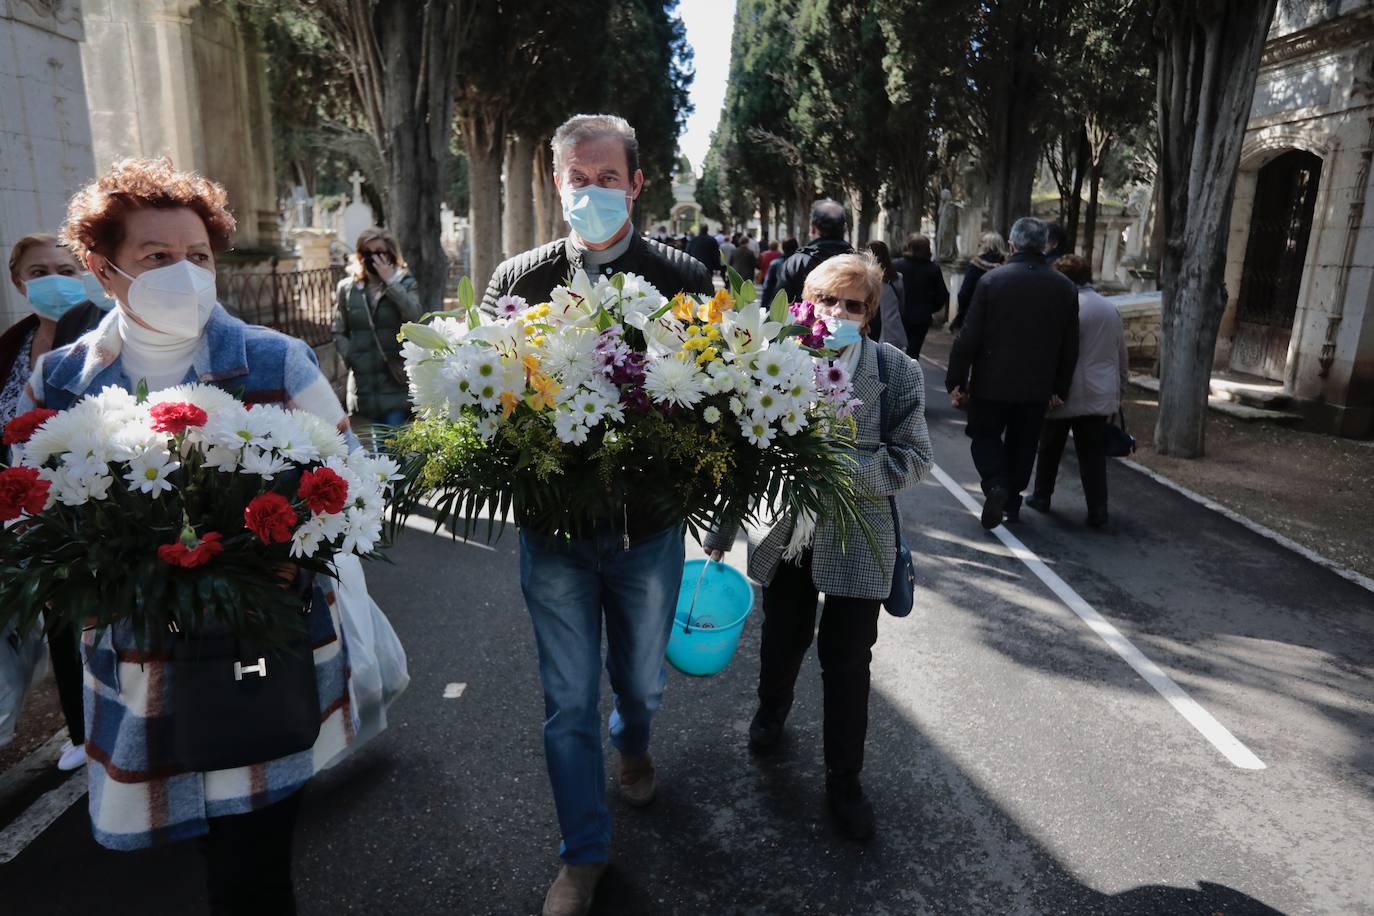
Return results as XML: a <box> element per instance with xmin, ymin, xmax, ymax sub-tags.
<box><xmin>706</xmin><ymin>339</ymin><xmax>933</xmax><ymax>600</ymax></box>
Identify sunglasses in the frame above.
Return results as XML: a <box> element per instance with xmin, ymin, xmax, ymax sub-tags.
<box><xmin>812</xmin><ymin>292</ymin><xmax>868</xmax><ymax>316</ymax></box>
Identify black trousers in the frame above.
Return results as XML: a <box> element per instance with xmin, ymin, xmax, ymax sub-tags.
<box><xmin>199</xmin><ymin>790</ymin><xmax>304</xmax><ymax>916</ymax></box>
<box><xmin>904</xmin><ymin>322</ymin><xmax>932</xmax><ymax>361</ymax></box>
<box><xmin>965</xmin><ymin>398</ymin><xmax>1047</xmax><ymax>507</ymax></box>
<box><xmin>759</xmin><ymin>553</ymin><xmax>882</xmax><ymax>775</ymax></box>
<box><xmin>47</xmin><ymin>623</ymin><xmax>84</xmax><ymax>745</ymax></box>
<box><xmin>1033</xmin><ymin>416</ymin><xmax>1109</xmax><ymax>512</ymax></box>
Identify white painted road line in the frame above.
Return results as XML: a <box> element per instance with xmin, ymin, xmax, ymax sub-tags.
<box><xmin>443</xmin><ymin>682</ymin><xmax>467</xmax><ymax>699</ymax></box>
<box><xmin>0</xmin><ymin>772</ymin><xmax>86</xmax><ymax>865</ymax></box>
<box><xmin>930</xmin><ymin>462</ymin><xmax>1267</xmax><ymax>771</ymax></box>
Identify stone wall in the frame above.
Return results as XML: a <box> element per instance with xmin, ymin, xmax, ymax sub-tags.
<box><xmin>0</xmin><ymin>0</ymin><xmax>96</xmax><ymax>329</ymax></box>
<box><xmin>1220</xmin><ymin>3</ymin><xmax>1374</xmax><ymax>436</ymax></box>
<box><xmin>80</xmin><ymin>0</ymin><xmax>278</xmax><ymax>250</ymax></box>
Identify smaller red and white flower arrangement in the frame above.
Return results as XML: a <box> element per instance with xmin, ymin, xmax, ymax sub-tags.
<box><xmin>0</xmin><ymin>384</ymin><xmax>398</xmax><ymax>643</ymax></box>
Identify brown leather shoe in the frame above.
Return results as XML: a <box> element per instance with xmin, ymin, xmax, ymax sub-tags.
<box><xmin>541</xmin><ymin>862</ymin><xmax>608</xmax><ymax>916</ymax></box>
<box><xmin>618</xmin><ymin>752</ymin><xmax>656</xmax><ymax>807</ymax></box>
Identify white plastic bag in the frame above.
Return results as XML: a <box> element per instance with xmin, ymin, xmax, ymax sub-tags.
<box><xmin>0</xmin><ymin>619</ymin><xmax>48</xmax><ymax>748</ymax></box>
<box><xmin>328</xmin><ymin>555</ymin><xmax>409</xmax><ymax>762</ymax></box>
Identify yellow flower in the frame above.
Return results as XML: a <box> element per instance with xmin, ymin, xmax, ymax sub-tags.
<box><xmin>531</xmin><ymin>335</ymin><xmax>546</xmax><ymax>348</ymax></box>
<box><xmin>528</xmin><ymin>303</ymin><xmax>550</xmax><ymax>320</ymax></box>
<box><xmin>522</xmin><ymin>353</ymin><xmax>542</xmax><ymax>374</ymax></box>
<box><xmin>682</xmin><ymin>336</ymin><xmax>710</xmax><ymax>352</ymax></box>
<box><xmin>705</xmin><ymin>325</ymin><xmax>721</xmax><ymax>339</ymax></box>
<box><xmin>500</xmin><ymin>390</ymin><xmax>520</xmax><ymax>419</ymax></box>
<box><xmin>527</xmin><ymin>373</ymin><xmax>561</xmax><ymax>412</ymax></box>
<box><xmin>671</xmin><ymin>293</ymin><xmax>695</xmax><ymax>322</ymax></box>
<box><xmin>695</xmin><ymin>347</ymin><xmax>719</xmax><ymax>366</ymax></box>
<box><xmin>698</xmin><ymin>289</ymin><xmax>732</xmax><ymax>324</ymax></box>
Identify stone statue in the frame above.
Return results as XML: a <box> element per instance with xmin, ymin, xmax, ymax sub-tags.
<box><xmin>936</xmin><ymin>188</ymin><xmax>962</xmax><ymax>262</ymax></box>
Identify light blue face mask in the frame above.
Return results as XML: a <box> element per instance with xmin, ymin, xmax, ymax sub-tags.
<box><xmin>825</xmin><ymin>318</ymin><xmax>864</xmax><ymax>349</ymax></box>
<box><xmin>561</xmin><ymin>183</ymin><xmax>631</xmax><ymax>245</ymax></box>
<box><xmin>80</xmin><ymin>272</ymin><xmax>116</xmax><ymax>311</ymax></box>
<box><xmin>24</xmin><ymin>274</ymin><xmax>88</xmax><ymax>320</ymax></box>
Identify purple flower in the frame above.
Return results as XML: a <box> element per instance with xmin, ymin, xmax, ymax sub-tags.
<box><xmin>495</xmin><ymin>294</ymin><xmax>528</xmax><ymax>318</ymax></box>
<box><xmin>621</xmin><ymin>386</ymin><xmax>651</xmax><ymax>413</ymax></box>
<box><xmin>789</xmin><ymin>300</ymin><xmax>817</xmax><ymax>324</ymax></box>
<box><xmin>835</xmin><ymin>397</ymin><xmax>863</xmax><ymax>420</ymax></box>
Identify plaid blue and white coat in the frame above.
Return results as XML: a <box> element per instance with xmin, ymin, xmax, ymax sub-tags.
<box><xmin>24</xmin><ymin>306</ymin><xmax>355</xmax><ymax>851</ymax></box>
<box><xmin>706</xmin><ymin>339</ymin><xmax>933</xmax><ymax>600</ymax></box>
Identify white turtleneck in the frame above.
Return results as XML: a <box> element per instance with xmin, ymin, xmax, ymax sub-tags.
<box><xmin>116</xmin><ymin>311</ymin><xmax>198</xmax><ymax>392</ymax></box>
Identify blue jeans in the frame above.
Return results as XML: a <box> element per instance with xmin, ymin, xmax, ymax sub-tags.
<box><xmin>519</xmin><ymin>525</ymin><xmax>686</xmax><ymax>864</ymax></box>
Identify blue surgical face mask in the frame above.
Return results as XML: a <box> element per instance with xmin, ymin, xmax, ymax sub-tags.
<box><xmin>561</xmin><ymin>183</ymin><xmax>631</xmax><ymax>245</ymax></box>
<box><xmin>825</xmin><ymin>318</ymin><xmax>864</xmax><ymax>349</ymax></box>
<box><xmin>80</xmin><ymin>272</ymin><xmax>116</xmax><ymax>311</ymax></box>
<box><xmin>24</xmin><ymin>274</ymin><xmax>88</xmax><ymax>320</ymax></box>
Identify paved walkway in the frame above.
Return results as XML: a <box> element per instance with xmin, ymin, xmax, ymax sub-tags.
<box><xmin>1</xmin><ymin>360</ymin><xmax>1371</xmax><ymax>914</ymax></box>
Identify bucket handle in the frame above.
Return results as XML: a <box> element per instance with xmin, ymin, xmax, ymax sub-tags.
<box><xmin>682</xmin><ymin>559</ymin><xmax>714</xmax><ymax>633</ymax></box>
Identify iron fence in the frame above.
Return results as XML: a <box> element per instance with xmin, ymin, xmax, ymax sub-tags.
<box><xmin>220</xmin><ymin>265</ymin><xmax>345</xmax><ymax>348</ymax></box>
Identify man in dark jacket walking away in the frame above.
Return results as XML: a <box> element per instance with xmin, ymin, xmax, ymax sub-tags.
<box><xmin>481</xmin><ymin>114</ymin><xmax>712</xmax><ymax>916</ymax></box>
<box><xmin>760</xmin><ymin>199</ymin><xmax>853</xmax><ymax>307</ymax></box>
<box><xmin>892</xmin><ymin>233</ymin><xmax>948</xmax><ymax>359</ymax></box>
<box><xmin>686</xmin><ymin>224</ymin><xmax>721</xmax><ymax>276</ymax></box>
<box><xmin>946</xmin><ymin>217</ymin><xmax>1079</xmax><ymax>530</ymax></box>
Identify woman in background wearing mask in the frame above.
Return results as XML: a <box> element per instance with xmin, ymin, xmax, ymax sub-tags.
<box><xmin>22</xmin><ymin>158</ymin><xmax>353</xmax><ymax>916</ymax></box>
<box><xmin>705</xmin><ymin>253</ymin><xmax>932</xmax><ymax>844</ymax></box>
<box><xmin>331</xmin><ymin>227</ymin><xmax>420</xmax><ymax>432</ymax></box>
<box><xmin>2</xmin><ymin>234</ymin><xmax>106</xmax><ymax>773</ymax></box>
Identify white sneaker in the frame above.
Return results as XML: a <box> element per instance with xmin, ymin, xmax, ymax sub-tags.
<box><xmin>56</xmin><ymin>741</ymin><xmax>87</xmax><ymax>772</ymax></box>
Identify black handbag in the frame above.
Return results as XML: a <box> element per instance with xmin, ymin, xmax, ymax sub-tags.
<box><xmin>169</xmin><ymin>586</ymin><xmax>321</xmax><ymax>772</ymax></box>
<box><xmin>876</xmin><ymin>346</ymin><xmax>917</xmax><ymax>618</ymax></box>
<box><xmin>1105</xmin><ymin>408</ymin><xmax>1137</xmax><ymax>458</ymax></box>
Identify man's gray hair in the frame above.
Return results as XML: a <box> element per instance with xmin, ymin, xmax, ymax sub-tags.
<box><xmin>551</xmin><ymin>114</ymin><xmax>640</xmax><ymax>177</ymax></box>
<box><xmin>1008</xmin><ymin>217</ymin><xmax>1048</xmax><ymax>254</ymax></box>
<box><xmin>810</xmin><ymin>198</ymin><xmax>848</xmax><ymax>239</ymax></box>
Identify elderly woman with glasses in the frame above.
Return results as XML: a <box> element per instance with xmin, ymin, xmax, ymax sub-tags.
<box><xmin>705</xmin><ymin>253</ymin><xmax>932</xmax><ymax>843</ymax></box>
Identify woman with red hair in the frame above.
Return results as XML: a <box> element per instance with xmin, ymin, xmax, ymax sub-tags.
<box><xmin>23</xmin><ymin>158</ymin><xmax>353</xmax><ymax>915</ymax></box>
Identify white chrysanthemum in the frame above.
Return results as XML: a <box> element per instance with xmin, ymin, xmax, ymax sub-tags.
<box><xmin>290</xmin><ymin>516</ymin><xmax>326</xmax><ymax>558</ymax></box>
<box><xmin>643</xmin><ymin>357</ymin><xmax>706</xmax><ymax>409</ymax></box>
<box><xmin>146</xmin><ymin>383</ymin><xmax>239</xmax><ymax>418</ymax></box>
<box><xmin>239</xmin><ymin>447</ymin><xmax>292</xmax><ymax>479</ymax></box>
<box><xmin>541</xmin><ymin>330</ymin><xmax>598</xmax><ymax>388</ymax></box>
<box><xmin>124</xmin><ymin>449</ymin><xmax>180</xmax><ymax>497</ymax></box>
<box><xmin>728</xmin><ymin>396</ymin><xmax>744</xmax><ymax>416</ymax></box>
<box><xmin>745</xmin><ymin>387</ymin><xmax>786</xmax><ymax>420</ymax></box>
<box><xmin>703</xmin><ymin>405</ymin><xmax>722</xmax><ymax>424</ymax></box>
<box><xmin>293</xmin><ymin>411</ymin><xmax>348</xmax><ymax>459</ymax></box>
<box><xmin>780</xmin><ymin>407</ymin><xmax>807</xmax><ymax>436</ymax></box>
<box><xmin>570</xmin><ymin>389</ymin><xmax>612</xmax><ymax>427</ymax></box>
<box><xmin>552</xmin><ymin>410</ymin><xmax>590</xmax><ymax>445</ymax></box>
<box><xmin>740</xmin><ymin>413</ymin><xmax>777</xmax><ymax>449</ymax></box>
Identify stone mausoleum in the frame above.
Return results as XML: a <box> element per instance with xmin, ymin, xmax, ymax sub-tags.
<box><xmin>1220</xmin><ymin>0</ymin><xmax>1374</xmax><ymax>436</ymax></box>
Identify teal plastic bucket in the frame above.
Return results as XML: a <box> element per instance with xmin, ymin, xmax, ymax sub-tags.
<box><xmin>666</xmin><ymin>559</ymin><xmax>754</xmax><ymax>677</ymax></box>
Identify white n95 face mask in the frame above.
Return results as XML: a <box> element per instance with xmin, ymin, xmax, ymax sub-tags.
<box><xmin>109</xmin><ymin>259</ymin><xmax>218</xmax><ymax>341</ymax></box>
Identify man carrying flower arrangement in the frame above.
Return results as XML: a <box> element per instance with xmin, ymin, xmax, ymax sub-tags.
<box><xmin>474</xmin><ymin>114</ymin><xmax>709</xmax><ymax>916</ymax></box>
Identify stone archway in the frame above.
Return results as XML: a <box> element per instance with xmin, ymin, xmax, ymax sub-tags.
<box><xmin>1227</xmin><ymin>148</ymin><xmax>1324</xmax><ymax>380</ymax></box>
<box><xmin>669</xmin><ymin>203</ymin><xmax>700</xmax><ymax>235</ymax></box>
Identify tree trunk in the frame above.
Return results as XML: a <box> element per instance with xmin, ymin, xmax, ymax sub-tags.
<box><xmin>462</xmin><ymin>112</ymin><xmax>506</xmax><ymax>295</ymax></box>
<box><xmin>1065</xmin><ymin>126</ymin><xmax>1090</xmax><ymax>249</ymax></box>
<box><xmin>539</xmin><ymin>151</ymin><xmax>565</xmax><ymax>243</ymax></box>
<box><xmin>531</xmin><ymin>136</ymin><xmax>550</xmax><ymax>246</ymax></box>
<box><xmin>757</xmin><ymin>191</ymin><xmax>771</xmax><ymax>245</ymax></box>
<box><xmin>1082</xmin><ymin>139</ymin><xmax>1110</xmax><ymax>270</ymax></box>
<box><xmin>370</xmin><ymin>1</ymin><xmax>459</xmax><ymax>311</ymax></box>
<box><xmin>856</xmin><ymin>185</ymin><xmax>876</xmax><ymax>247</ymax></box>
<box><xmin>503</xmin><ymin>133</ymin><xmax>536</xmax><ymax>258</ymax></box>
<box><xmin>1153</xmin><ymin>0</ymin><xmax>1278</xmax><ymax>457</ymax></box>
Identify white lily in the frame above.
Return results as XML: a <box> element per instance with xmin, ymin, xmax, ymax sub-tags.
<box><xmin>721</xmin><ymin>307</ymin><xmax>782</xmax><ymax>357</ymax></box>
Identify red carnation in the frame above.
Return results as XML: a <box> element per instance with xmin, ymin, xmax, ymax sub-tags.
<box><xmin>157</xmin><ymin>531</ymin><xmax>224</xmax><ymax>568</ymax></box>
<box><xmin>244</xmin><ymin>492</ymin><xmax>298</xmax><ymax>544</ymax></box>
<box><xmin>298</xmin><ymin>467</ymin><xmax>349</xmax><ymax>515</ymax></box>
<box><xmin>149</xmin><ymin>402</ymin><xmax>209</xmax><ymax>436</ymax></box>
<box><xmin>0</xmin><ymin>467</ymin><xmax>51</xmax><ymax>522</ymax></box>
<box><xmin>3</xmin><ymin>408</ymin><xmax>59</xmax><ymax>445</ymax></box>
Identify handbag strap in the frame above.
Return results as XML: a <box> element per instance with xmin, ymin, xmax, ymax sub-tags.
<box><xmin>874</xmin><ymin>345</ymin><xmax>902</xmax><ymax>536</ymax></box>
<box><xmin>359</xmin><ymin>283</ymin><xmax>397</xmax><ymax>368</ymax></box>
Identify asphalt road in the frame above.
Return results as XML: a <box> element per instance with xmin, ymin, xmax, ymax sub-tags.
<box><xmin>1</xmin><ymin>360</ymin><xmax>1371</xmax><ymax>915</ymax></box>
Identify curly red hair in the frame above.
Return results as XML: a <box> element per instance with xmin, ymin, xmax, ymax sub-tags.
<box><xmin>61</xmin><ymin>157</ymin><xmax>236</xmax><ymax>261</ymax></box>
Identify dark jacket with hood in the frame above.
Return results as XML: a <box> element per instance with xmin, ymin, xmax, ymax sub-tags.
<box><xmin>952</xmin><ymin>251</ymin><xmax>1005</xmax><ymax>330</ymax></box>
<box><xmin>760</xmin><ymin>236</ymin><xmax>854</xmax><ymax>308</ymax></box>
